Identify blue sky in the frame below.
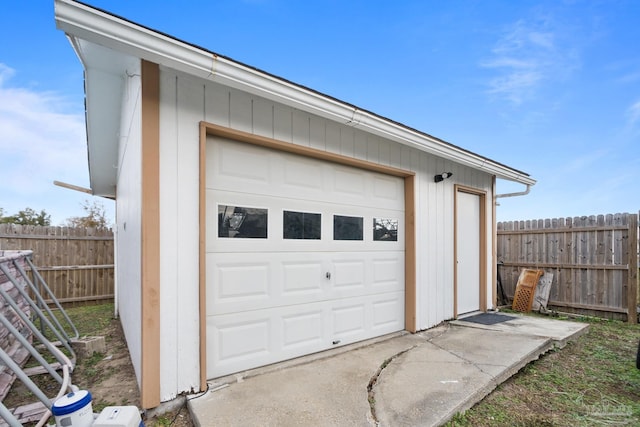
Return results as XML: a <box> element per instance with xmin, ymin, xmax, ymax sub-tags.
<box><xmin>1</xmin><ymin>0</ymin><xmax>638</xmax><ymax>225</ymax></box>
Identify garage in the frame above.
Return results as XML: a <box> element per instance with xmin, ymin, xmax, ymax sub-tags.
<box><xmin>205</xmin><ymin>135</ymin><xmax>406</xmax><ymax>378</ymax></box>
<box><xmin>57</xmin><ymin>0</ymin><xmax>539</xmax><ymax>404</ymax></box>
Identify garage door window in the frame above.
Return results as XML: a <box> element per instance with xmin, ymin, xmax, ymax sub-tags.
<box><xmin>333</xmin><ymin>215</ymin><xmax>363</xmax><ymax>241</ymax></box>
<box><xmin>283</xmin><ymin>211</ymin><xmax>321</xmax><ymax>240</ymax></box>
<box><xmin>218</xmin><ymin>205</ymin><xmax>268</xmax><ymax>238</ymax></box>
<box><xmin>373</xmin><ymin>218</ymin><xmax>398</xmax><ymax>241</ymax></box>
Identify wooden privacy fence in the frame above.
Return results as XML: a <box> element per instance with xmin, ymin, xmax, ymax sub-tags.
<box><xmin>0</xmin><ymin>224</ymin><xmax>114</xmax><ymax>306</ymax></box>
<box><xmin>497</xmin><ymin>212</ymin><xmax>638</xmax><ymax>322</ymax></box>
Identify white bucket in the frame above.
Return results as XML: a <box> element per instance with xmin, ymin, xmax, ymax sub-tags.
<box><xmin>52</xmin><ymin>390</ymin><xmax>94</xmax><ymax>427</ymax></box>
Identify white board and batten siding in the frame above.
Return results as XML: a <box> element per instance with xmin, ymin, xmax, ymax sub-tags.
<box><xmin>115</xmin><ymin>66</ymin><xmax>143</xmax><ymax>388</ymax></box>
<box><xmin>153</xmin><ymin>69</ymin><xmax>494</xmax><ymax>397</ymax></box>
<box><xmin>155</xmin><ymin>70</ymin><xmax>203</xmax><ymax>400</ymax></box>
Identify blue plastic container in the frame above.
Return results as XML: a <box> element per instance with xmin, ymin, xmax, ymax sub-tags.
<box><xmin>52</xmin><ymin>390</ymin><xmax>94</xmax><ymax>427</ymax></box>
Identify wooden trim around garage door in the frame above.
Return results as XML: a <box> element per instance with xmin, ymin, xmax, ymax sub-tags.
<box><xmin>140</xmin><ymin>59</ymin><xmax>161</xmax><ymax>408</ymax></box>
<box><xmin>403</xmin><ymin>175</ymin><xmax>417</xmax><ymax>332</ymax></box>
<box><xmin>198</xmin><ymin>121</ymin><xmax>418</xmax><ymax>382</ymax></box>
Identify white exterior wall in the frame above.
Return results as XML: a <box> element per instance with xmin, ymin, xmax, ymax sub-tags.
<box><xmin>115</xmin><ymin>65</ymin><xmax>143</xmax><ymax>386</ymax></box>
<box><xmin>156</xmin><ymin>70</ymin><xmax>202</xmax><ymax>400</ymax></box>
<box><xmin>157</xmin><ymin>68</ymin><xmax>494</xmax><ymax>397</ymax></box>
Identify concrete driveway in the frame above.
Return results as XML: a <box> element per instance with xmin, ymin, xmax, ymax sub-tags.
<box><xmin>188</xmin><ymin>313</ymin><xmax>588</xmax><ymax>426</ymax></box>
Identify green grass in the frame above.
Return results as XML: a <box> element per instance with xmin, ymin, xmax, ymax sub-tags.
<box><xmin>151</xmin><ymin>415</ymin><xmax>175</xmax><ymax>427</ymax></box>
<box><xmin>444</xmin><ymin>316</ymin><xmax>640</xmax><ymax>426</ymax></box>
<box><xmin>50</xmin><ymin>303</ymin><xmax>114</xmax><ymax>337</ymax></box>
<box><xmin>28</xmin><ymin>303</ymin><xmax>114</xmax><ymax>349</ymax></box>
<box><xmin>80</xmin><ymin>351</ymin><xmax>106</xmax><ymax>380</ymax></box>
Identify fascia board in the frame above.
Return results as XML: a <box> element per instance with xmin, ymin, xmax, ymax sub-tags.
<box><xmin>55</xmin><ymin>0</ymin><xmax>535</xmax><ymax>186</ymax></box>
<box><xmin>56</xmin><ymin>1</ymin><xmax>211</xmax><ymax>79</ymax></box>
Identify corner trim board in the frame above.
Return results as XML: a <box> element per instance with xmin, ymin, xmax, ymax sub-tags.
<box><xmin>140</xmin><ymin>59</ymin><xmax>161</xmax><ymax>408</ymax></box>
<box><xmin>198</xmin><ymin>123</ymin><xmax>207</xmax><ymax>391</ymax></box>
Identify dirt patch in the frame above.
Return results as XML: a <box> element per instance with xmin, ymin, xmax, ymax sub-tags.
<box><xmin>4</xmin><ymin>304</ymin><xmax>193</xmax><ymax>426</ymax></box>
<box><xmin>85</xmin><ymin>318</ymin><xmax>193</xmax><ymax>426</ymax></box>
<box><xmin>74</xmin><ymin>320</ymin><xmax>141</xmax><ymax>411</ymax></box>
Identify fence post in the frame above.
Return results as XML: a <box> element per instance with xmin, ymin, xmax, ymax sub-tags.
<box><xmin>628</xmin><ymin>213</ymin><xmax>638</xmax><ymax>324</ymax></box>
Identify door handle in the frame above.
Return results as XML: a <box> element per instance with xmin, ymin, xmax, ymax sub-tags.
<box><xmin>326</xmin><ymin>272</ymin><xmax>332</xmax><ymax>279</ymax></box>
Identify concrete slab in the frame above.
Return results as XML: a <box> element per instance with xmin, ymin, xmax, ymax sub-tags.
<box><xmin>189</xmin><ymin>333</ymin><xmax>428</xmax><ymax>427</ymax></box>
<box><xmin>450</xmin><ymin>312</ymin><xmax>590</xmax><ymax>346</ymax></box>
<box><xmin>375</xmin><ymin>327</ymin><xmax>551</xmax><ymax>426</ymax></box>
<box><xmin>188</xmin><ymin>315</ymin><xmax>589</xmax><ymax>427</ymax></box>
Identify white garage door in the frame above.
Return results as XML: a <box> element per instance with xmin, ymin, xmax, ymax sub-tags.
<box><xmin>206</xmin><ymin>136</ymin><xmax>405</xmax><ymax>378</ymax></box>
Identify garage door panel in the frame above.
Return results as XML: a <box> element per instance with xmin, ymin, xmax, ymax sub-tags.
<box><xmin>329</xmin><ymin>252</ymin><xmax>404</xmax><ymax>295</ymax></box>
<box><xmin>207</xmin><ymin>292</ymin><xmax>406</xmax><ymax>378</ymax></box>
<box><xmin>281</xmin><ymin>260</ymin><xmax>325</xmax><ymax>295</ymax></box>
<box><xmin>373</xmin><ymin>255</ymin><xmax>404</xmax><ymax>289</ymax></box>
<box><xmin>208</xmin><ymin>253</ymin><xmax>320</xmax><ymax>315</ymax></box>
<box><xmin>332</xmin><ymin>168</ymin><xmax>366</xmax><ymax>196</ymax></box>
<box><xmin>207</xmin><ymin>137</ymin><xmax>404</xmax><ymax>211</ymax></box>
<box><xmin>216</xmin><ymin>262</ymin><xmax>271</xmax><ymax>301</ymax></box>
<box><xmin>282</xmin><ymin>310</ymin><xmax>324</xmax><ymax>350</ymax></box>
<box><xmin>208</xmin><ymin>312</ymin><xmax>275</xmax><ymax>378</ymax></box>
<box><xmin>332</xmin><ymin>259</ymin><xmax>366</xmax><ymax>290</ymax></box>
<box><xmin>330</xmin><ymin>292</ymin><xmax>404</xmax><ymax>340</ymax></box>
<box><xmin>214</xmin><ymin>317</ymin><xmax>271</xmax><ymax>363</ymax></box>
<box><xmin>207</xmin><ymin>138</ymin><xmax>271</xmax><ymax>188</ymax></box>
<box><xmin>324</xmin><ymin>251</ymin><xmax>404</xmax><ymax>299</ymax></box>
<box><xmin>282</xmin><ymin>156</ymin><xmax>324</xmax><ymax>190</ymax></box>
<box><xmin>332</xmin><ymin>304</ymin><xmax>366</xmax><ymax>338</ymax></box>
<box><xmin>210</xmin><ymin>172</ymin><xmax>400</xmax><ymax>211</ymax></box>
<box><xmin>208</xmin><ymin>252</ymin><xmax>328</xmax><ymax>315</ymax></box>
<box><xmin>373</xmin><ymin>175</ymin><xmax>404</xmax><ymax>203</ymax></box>
<box><xmin>273</xmin><ymin>161</ymin><xmax>329</xmax><ymax>203</ymax></box>
<box><xmin>207</xmin><ymin>190</ymin><xmax>405</xmax><ymax>252</ymax></box>
<box><xmin>208</xmin><ymin>302</ymin><xmax>330</xmax><ymax>378</ymax></box>
<box><xmin>209</xmin><ymin>137</ymin><xmax>327</xmax><ymax>203</ymax></box>
<box><xmin>208</xmin><ymin>251</ymin><xmax>404</xmax><ymax>315</ymax></box>
<box><xmin>372</xmin><ymin>293</ymin><xmax>405</xmax><ymax>330</ymax></box>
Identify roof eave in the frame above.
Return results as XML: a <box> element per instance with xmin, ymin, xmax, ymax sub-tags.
<box><xmin>55</xmin><ymin>0</ymin><xmax>535</xmax><ymax>188</ymax></box>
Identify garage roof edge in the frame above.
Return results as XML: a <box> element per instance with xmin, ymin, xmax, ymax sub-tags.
<box><xmin>54</xmin><ymin>0</ymin><xmax>536</xmax><ymax>187</ymax></box>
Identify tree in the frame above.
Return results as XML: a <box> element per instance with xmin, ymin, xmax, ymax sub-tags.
<box><xmin>0</xmin><ymin>208</ymin><xmax>51</xmax><ymax>226</ymax></box>
<box><xmin>65</xmin><ymin>200</ymin><xmax>110</xmax><ymax>229</ymax></box>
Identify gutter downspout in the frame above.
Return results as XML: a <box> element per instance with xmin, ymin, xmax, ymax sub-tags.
<box><xmin>495</xmin><ymin>183</ymin><xmax>531</xmax><ymax>199</ymax></box>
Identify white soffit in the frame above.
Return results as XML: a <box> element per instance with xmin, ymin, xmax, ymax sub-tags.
<box><xmin>67</xmin><ymin>35</ymin><xmax>139</xmax><ymax>197</ymax></box>
<box><xmin>55</xmin><ymin>0</ymin><xmax>535</xmax><ymax>187</ymax></box>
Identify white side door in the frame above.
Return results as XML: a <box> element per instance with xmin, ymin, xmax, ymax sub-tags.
<box><xmin>456</xmin><ymin>190</ymin><xmax>481</xmax><ymax>315</ymax></box>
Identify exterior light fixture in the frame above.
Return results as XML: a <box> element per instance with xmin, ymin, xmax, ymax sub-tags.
<box><xmin>434</xmin><ymin>172</ymin><xmax>453</xmax><ymax>183</ymax></box>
